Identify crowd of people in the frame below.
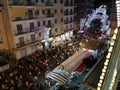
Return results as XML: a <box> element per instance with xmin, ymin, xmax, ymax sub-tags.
<box><xmin>0</xmin><ymin>37</ymin><xmax>82</xmax><ymax>90</ymax></box>
<box><xmin>0</xmin><ymin>30</ymin><xmax>106</xmax><ymax>90</ymax></box>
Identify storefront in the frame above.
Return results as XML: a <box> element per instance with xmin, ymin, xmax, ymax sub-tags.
<box><xmin>51</xmin><ymin>31</ymin><xmax>74</xmax><ymax>46</ymax></box>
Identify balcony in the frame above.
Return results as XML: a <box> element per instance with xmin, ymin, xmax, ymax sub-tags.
<box><xmin>46</xmin><ymin>13</ymin><xmax>54</xmax><ymax>18</ymax></box>
<box><xmin>64</xmin><ymin>12</ymin><xmax>69</xmax><ymax>16</ymax></box>
<box><xmin>9</xmin><ymin>1</ymin><xmax>37</xmax><ymax>6</ymax></box>
<box><xmin>46</xmin><ymin>24</ymin><xmax>54</xmax><ymax>28</ymax></box>
<box><xmin>64</xmin><ymin>21</ymin><xmax>69</xmax><ymax>24</ymax></box>
<box><xmin>12</xmin><ymin>16</ymin><xmax>39</xmax><ymax>21</ymax></box>
<box><xmin>14</xmin><ymin>27</ymin><xmax>39</xmax><ymax>36</ymax></box>
<box><xmin>64</xmin><ymin>3</ymin><xmax>74</xmax><ymax>6</ymax></box>
<box><xmin>70</xmin><ymin>12</ymin><xmax>74</xmax><ymax>15</ymax></box>
<box><xmin>64</xmin><ymin>27</ymin><xmax>75</xmax><ymax>32</ymax></box>
<box><xmin>9</xmin><ymin>2</ymin><xmax>24</xmax><ymax>6</ymax></box>
<box><xmin>16</xmin><ymin>39</ymin><xmax>39</xmax><ymax>48</ymax></box>
<box><xmin>45</xmin><ymin>2</ymin><xmax>53</xmax><ymax>6</ymax></box>
<box><xmin>25</xmin><ymin>2</ymin><xmax>36</xmax><ymax>6</ymax></box>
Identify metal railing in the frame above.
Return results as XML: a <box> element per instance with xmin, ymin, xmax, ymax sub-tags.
<box><xmin>12</xmin><ymin>16</ymin><xmax>39</xmax><ymax>21</ymax></box>
<box><xmin>45</xmin><ymin>2</ymin><xmax>53</xmax><ymax>6</ymax></box>
<box><xmin>16</xmin><ymin>39</ymin><xmax>39</xmax><ymax>48</ymax></box>
<box><xmin>14</xmin><ymin>27</ymin><xmax>40</xmax><ymax>35</ymax></box>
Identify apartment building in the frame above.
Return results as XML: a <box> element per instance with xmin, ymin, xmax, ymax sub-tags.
<box><xmin>0</xmin><ymin>4</ymin><xmax>9</xmax><ymax>50</ymax></box>
<box><xmin>1</xmin><ymin>0</ymin><xmax>76</xmax><ymax>60</ymax></box>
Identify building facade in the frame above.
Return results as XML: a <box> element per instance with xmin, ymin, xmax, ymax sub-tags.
<box><xmin>1</xmin><ymin>0</ymin><xmax>76</xmax><ymax>60</ymax></box>
<box><xmin>0</xmin><ymin>5</ymin><xmax>9</xmax><ymax>50</ymax></box>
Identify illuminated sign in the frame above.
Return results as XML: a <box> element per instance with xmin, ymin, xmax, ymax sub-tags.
<box><xmin>116</xmin><ymin>0</ymin><xmax>120</xmax><ymax>26</ymax></box>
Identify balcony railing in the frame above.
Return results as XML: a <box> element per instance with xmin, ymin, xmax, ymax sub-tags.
<box><xmin>70</xmin><ymin>12</ymin><xmax>74</xmax><ymax>15</ymax></box>
<box><xmin>10</xmin><ymin>1</ymin><xmax>36</xmax><ymax>6</ymax></box>
<box><xmin>14</xmin><ymin>27</ymin><xmax>40</xmax><ymax>35</ymax></box>
<box><xmin>64</xmin><ymin>21</ymin><xmax>69</xmax><ymax>24</ymax></box>
<box><xmin>64</xmin><ymin>20</ymin><xmax>75</xmax><ymax>24</ymax></box>
<box><xmin>64</xmin><ymin>12</ymin><xmax>69</xmax><ymax>16</ymax></box>
<box><xmin>64</xmin><ymin>27</ymin><xmax>75</xmax><ymax>32</ymax></box>
<box><xmin>45</xmin><ymin>2</ymin><xmax>53</xmax><ymax>6</ymax></box>
<box><xmin>64</xmin><ymin>3</ymin><xmax>74</xmax><ymax>6</ymax></box>
<box><xmin>10</xmin><ymin>2</ymin><xmax>24</xmax><ymax>6</ymax></box>
<box><xmin>16</xmin><ymin>39</ymin><xmax>39</xmax><ymax>48</ymax></box>
<box><xmin>64</xmin><ymin>12</ymin><xmax>74</xmax><ymax>16</ymax></box>
<box><xmin>12</xmin><ymin>16</ymin><xmax>39</xmax><ymax>21</ymax></box>
<box><xmin>25</xmin><ymin>2</ymin><xmax>36</xmax><ymax>6</ymax></box>
<box><xmin>46</xmin><ymin>13</ymin><xmax>54</xmax><ymax>18</ymax></box>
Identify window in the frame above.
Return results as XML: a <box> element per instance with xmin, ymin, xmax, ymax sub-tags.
<box><xmin>54</xmin><ymin>0</ymin><xmax>57</xmax><ymax>3</ymax></box>
<box><xmin>19</xmin><ymin>37</ymin><xmax>24</xmax><ymax>44</ymax></box>
<box><xmin>30</xmin><ymin>23</ymin><xmax>34</xmax><ymax>31</ymax></box>
<box><xmin>31</xmin><ymin>34</ymin><xmax>35</xmax><ymax>42</ymax></box>
<box><xmin>55</xmin><ymin>9</ymin><xmax>57</xmax><ymax>14</ymax></box>
<box><xmin>55</xmin><ymin>28</ymin><xmax>57</xmax><ymax>32</ymax></box>
<box><xmin>36</xmin><ymin>0</ymin><xmax>39</xmax><ymax>2</ymax></box>
<box><xmin>31</xmin><ymin>45</ymin><xmax>37</xmax><ymax>53</ymax></box>
<box><xmin>41</xmin><ymin>0</ymin><xmax>44</xmax><ymax>3</ymax></box>
<box><xmin>0</xmin><ymin>37</ymin><xmax>3</xmax><ymax>44</ymax></box>
<box><xmin>38</xmin><ymin>32</ymin><xmax>41</xmax><ymax>36</ymax></box>
<box><xmin>61</xmin><ymin>0</ymin><xmax>63</xmax><ymax>3</ymax></box>
<box><xmin>35</xmin><ymin>10</ymin><xmax>39</xmax><ymax>15</ymax></box>
<box><xmin>61</xmin><ymin>18</ymin><xmax>63</xmax><ymax>22</ymax></box>
<box><xmin>70</xmin><ymin>17</ymin><xmax>72</xmax><ymax>23</ymax></box>
<box><xmin>61</xmin><ymin>9</ymin><xmax>63</xmax><ymax>13</ymax></box>
<box><xmin>70</xmin><ymin>9</ymin><xmax>73</xmax><ymax>14</ymax></box>
<box><xmin>43</xmin><ymin>21</ymin><xmax>46</xmax><ymax>26</ymax></box>
<box><xmin>42</xmin><ymin>9</ymin><xmax>45</xmax><ymax>14</ymax></box>
<box><xmin>16</xmin><ymin>24</ymin><xmax>23</xmax><ymax>34</ymax></box>
<box><xmin>38</xmin><ymin>21</ymin><xmax>40</xmax><ymax>26</ymax></box>
<box><xmin>55</xmin><ymin>19</ymin><xmax>57</xmax><ymax>23</ymax></box>
<box><xmin>66</xmin><ymin>26</ymin><xmax>68</xmax><ymax>29</ymax></box>
<box><xmin>48</xmin><ymin>20</ymin><xmax>51</xmax><ymax>26</ymax></box>
<box><xmin>20</xmin><ymin>48</ymin><xmax>27</xmax><ymax>57</ymax></box>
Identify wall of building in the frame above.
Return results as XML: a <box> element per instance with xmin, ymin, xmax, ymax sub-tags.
<box><xmin>0</xmin><ymin>12</ymin><xmax>9</xmax><ymax>50</ymax></box>
<box><xmin>1</xmin><ymin>0</ymin><xmax>77</xmax><ymax>59</ymax></box>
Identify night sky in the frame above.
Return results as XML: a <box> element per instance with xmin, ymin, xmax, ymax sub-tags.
<box><xmin>93</xmin><ymin>0</ymin><xmax>116</xmax><ymax>15</ymax></box>
<box><xmin>94</xmin><ymin>0</ymin><xmax>115</xmax><ymax>8</ymax></box>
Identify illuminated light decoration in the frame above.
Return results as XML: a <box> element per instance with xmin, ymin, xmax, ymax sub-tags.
<box><xmin>112</xmin><ymin>34</ymin><xmax>117</xmax><ymax>40</ymax></box>
<box><xmin>106</xmin><ymin>52</ymin><xmax>111</xmax><ymax>59</ymax></box>
<box><xmin>102</xmin><ymin>68</ymin><xmax>106</xmax><ymax>72</ymax></box>
<box><xmin>101</xmin><ymin>72</ymin><xmax>105</xmax><ymax>76</ymax></box>
<box><xmin>97</xmin><ymin>87</ymin><xmax>101</xmax><ymax>90</ymax></box>
<box><xmin>104</xmin><ymin>61</ymin><xmax>109</xmax><ymax>66</ymax></box>
<box><xmin>110</xmin><ymin>40</ymin><xmax>115</xmax><ymax>46</ymax></box>
<box><xmin>116</xmin><ymin>0</ymin><xmax>120</xmax><ymax>26</ymax></box>
<box><xmin>84</xmin><ymin>4</ymin><xmax>110</xmax><ymax>35</ymax></box>
<box><xmin>108</xmin><ymin>46</ymin><xmax>113</xmax><ymax>52</ymax></box>
<box><xmin>106</xmin><ymin>59</ymin><xmax>110</xmax><ymax>63</ymax></box>
<box><xmin>109</xmin><ymin>86</ymin><xmax>112</xmax><ymax>90</ymax></box>
<box><xmin>99</xmin><ymin>80</ymin><xmax>103</xmax><ymax>83</ymax></box>
<box><xmin>103</xmin><ymin>66</ymin><xmax>107</xmax><ymax>69</ymax></box>
<box><xmin>109</xmin><ymin>69</ymin><xmax>118</xmax><ymax>90</ymax></box>
<box><xmin>98</xmin><ymin>83</ymin><xmax>102</xmax><ymax>87</ymax></box>
<box><xmin>100</xmin><ymin>76</ymin><xmax>104</xmax><ymax>80</ymax></box>
<box><xmin>114</xmin><ymin>28</ymin><xmax>118</xmax><ymax>34</ymax></box>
